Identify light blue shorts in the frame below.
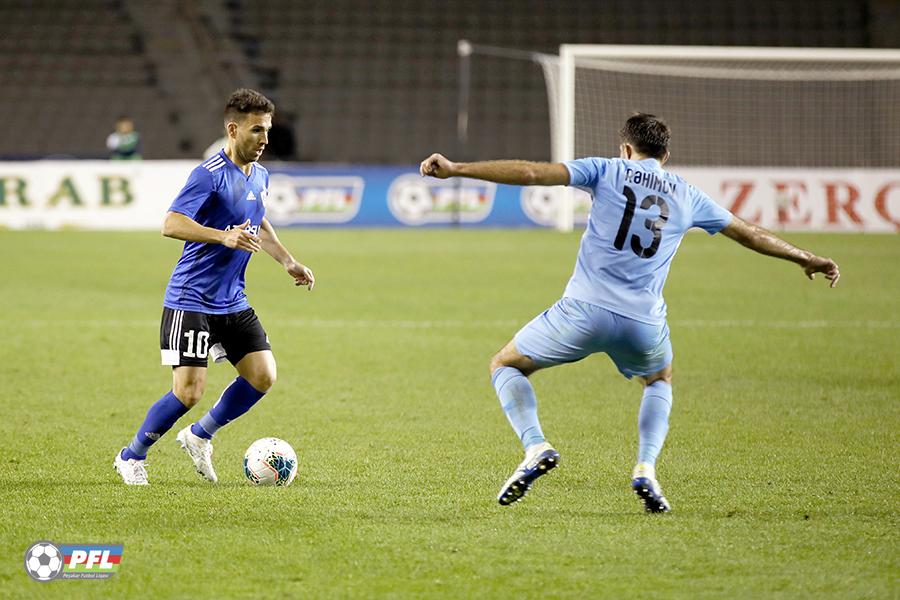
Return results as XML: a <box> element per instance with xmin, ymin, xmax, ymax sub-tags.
<box><xmin>513</xmin><ymin>297</ymin><xmax>673</xmax><ymax>379</ymax></box>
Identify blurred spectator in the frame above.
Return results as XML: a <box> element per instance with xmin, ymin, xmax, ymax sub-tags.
<box><xmin>107</xmin><ymin>116</ymin><xmax>142</xmax><ymax>160</ymax></box>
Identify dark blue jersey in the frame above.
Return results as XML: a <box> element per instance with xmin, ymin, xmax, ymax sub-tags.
<box><xmin>163</xmin><ymin>151</ymin><xmax>268</xmax><ymax>314</ymax></box>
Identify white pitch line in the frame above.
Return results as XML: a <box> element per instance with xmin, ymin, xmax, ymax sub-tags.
<box><xmin>281</xmin><ymin>318</ymin><xmax>900</xmax><ymax>330</ymax></box>
<box><xmin>1</xmin><ymin>318</ymin><xmax>898</xmax><ymax>329</ymax></box>
<box><xmin>278</xmin><ymin>318</ymin><xmax>521</xmax><ymax>329</ymax></box>
<box><xmin>672</xmin><ymin>319</ymin><xmax>900</xmax><ymax>330</ymax></box>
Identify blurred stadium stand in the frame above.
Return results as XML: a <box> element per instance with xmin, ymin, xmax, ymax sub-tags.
<box><xmin>0</xmin><ymin>0</ymin><xmax>896</xmax><ymax>162</ymax></box>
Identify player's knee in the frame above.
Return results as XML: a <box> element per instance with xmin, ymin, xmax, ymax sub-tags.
<box><xmin>489</xmin><ymin>351</ymin><xmax>536</xmax><ymax>378</ymax></box>
<box><xmin>256</xmin><ymin>371</ymin><xmax>276</xmax><ymax>392</ymax></box>
<box><xmin>489</xmin><ymin>353</ymin><xmax>505</xmax><ymax>375</ymax></box>
<box><xmin>652</xmin><ymin>373</ymin><xmax>673</xmax><ymax>386</ymax></box>
<box><xmin>643</xmin><ymin>367</ymin><xmax>673</xmax><ymax>387</ymax></box>
<box><xmin>246</xmin><ymin>367</ymin><xmax>276</xmax><ymax>393</ymax></box>
<box><xmin>172</xmin><ymin>383</ymin><xmax>204</xmax><ymax>407</ymax></box>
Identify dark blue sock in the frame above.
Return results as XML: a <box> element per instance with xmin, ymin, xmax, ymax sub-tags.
<box><xmin>121</xmin><ymin>391</ymin><xmax>190</xmax><ymax>460</ymax></box>
<box><xmin>190</xmin><ymin>377</ymin><xmax>266</xmax><ymax>440</ymax></box>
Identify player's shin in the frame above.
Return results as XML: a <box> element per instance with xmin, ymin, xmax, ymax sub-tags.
<box><xmin>121</xmin><ymin>391</ymin><xmax>190</xmax><ymax>460</ymax></box>
<box><xmin>190</xmin><ymin>376</ymin><xmax>266</xmax><ymax>439</ymax></box>
<box><xmin>492</xmin><ymin>366</ymin><xmax>545</xmax><ymax>450</ymax></box>
<box><xmin>636</xmin><ymin>380</ymin><xmax>673</xmax><ymax>468</ymax></box>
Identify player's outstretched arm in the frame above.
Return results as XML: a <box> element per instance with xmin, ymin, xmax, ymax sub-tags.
<box><xmin>420</xmin><ymin>153</ymin><xmax>569</xmax><ymax>186</ymax></box>
<box><xmin>720</xmin><ymin>216</ymin><xmax>840</xmax><ymax>287</ymax></box>
<box><xmin>162</xmin><ymin>211</ymin><xmax>261</xmax><ymax>252</ymax></box>
<box><xmin>259</xmin><ymin>218</ymin><xmax>315</xmax><ymax>290</ymax></box>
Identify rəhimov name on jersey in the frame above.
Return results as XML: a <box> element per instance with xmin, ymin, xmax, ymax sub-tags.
<box><xmin>164</xmin><ymin>151</ymin><xmax>268</xmax><ymax>314</ymax></box>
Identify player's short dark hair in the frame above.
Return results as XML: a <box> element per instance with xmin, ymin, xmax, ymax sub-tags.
<box><xmin>620</xmin><ymin>113</ymin><xmax>669</xmax><ymax>160</ymax></box>
<box><xmin>224</xmin><ymin>88</ymin><xmax>275</xmax><ymax>124</ymax></box>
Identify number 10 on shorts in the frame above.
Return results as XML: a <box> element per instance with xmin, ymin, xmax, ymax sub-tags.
<box><xmin>182</xmin><ymin>330</ymin><xmax>210</xmax><ymax>359</ymax></box>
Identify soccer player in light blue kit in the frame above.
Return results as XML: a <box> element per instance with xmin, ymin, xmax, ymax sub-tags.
<box><xmin>420</xmin><ymin>114</ymin><xmax>840</xmax><ymax>511</ymax></box>
<box><xmin>114</xmin><ymin>89</ymin><xmax>315</xmax><ymax>485</ymax></box>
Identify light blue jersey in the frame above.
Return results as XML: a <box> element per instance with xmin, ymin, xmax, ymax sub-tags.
<box><xmin>164</xmin><ymin>151</ymin><xmax>269</xmax><ymax>314</ymax></box>
<box><xmin>563</xmin><ymin>157</ymin><xmax>733</xmax><ymax>325</ymax></box>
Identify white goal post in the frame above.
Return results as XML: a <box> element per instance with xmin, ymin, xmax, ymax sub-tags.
<box><xmin>552</xmin><ymin>45</ymin><xmax>900</xmax><ymax>231</ymax></box>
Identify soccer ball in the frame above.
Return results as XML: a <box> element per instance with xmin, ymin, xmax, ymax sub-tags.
<box><xmin>25</xmin><ymin>542</ymin><xmax>63</xmax><ymax>581</ymax></box>
<box><xmin>243</xmin><ymin>437</ymin><xmax>298</xmax><ymax>486</ymax></box>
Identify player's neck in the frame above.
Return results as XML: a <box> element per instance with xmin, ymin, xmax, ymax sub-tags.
<box><xmin>224</xmin><ymin>145</ymin><xmax>253</xmax><ymax>175</ymax></box>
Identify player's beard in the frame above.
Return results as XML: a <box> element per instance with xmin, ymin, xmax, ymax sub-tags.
<box><xmin>238</xmin><ymin>144</ymin><xmax>256</xmax><ymax>164</ymax></box>
<box><xmin>244</xmin><ymin>144</ymin><xmax>263</xmax><ymax>163</ymax></box>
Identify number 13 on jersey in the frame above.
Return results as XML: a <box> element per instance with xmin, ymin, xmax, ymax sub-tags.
<box><xmin>613</xmin><ymin>185</ymin><xmax>670</xmax><ymax>259</ymax></box>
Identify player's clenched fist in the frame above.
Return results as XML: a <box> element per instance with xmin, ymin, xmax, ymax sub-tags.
<box><xmin>222</xmin><ymin>219</ymin><xmax>261</xmax><ymax>253</ymax></box>
<box><xmin>419</xmin><ymin>153</ymin><xmax>456</xmax><ymax>179</ymax></box>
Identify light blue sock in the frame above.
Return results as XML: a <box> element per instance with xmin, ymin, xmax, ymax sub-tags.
<box><xmin>121</xmin><ymin>391</ymin><xmax>190</xmax><ymax>460</ymax></box>
<box><xmin>190</xmin><ymin>377</ymin><xmax>266</xmax><ymax>439</ymax></box>
<box><xmin>637</xmin><ymin>380</ymin><xmax>673</xmax><ymax>466</ymax></box>
<box><xmin>492</xmin><ymin>366</ymin><xmax>545</xmax><ymax>450</ymax></box>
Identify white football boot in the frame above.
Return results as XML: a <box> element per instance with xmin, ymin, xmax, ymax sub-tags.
<box><xmin>114</xmin><ymin>449</ymin><xmax>149</xmax><ymax>485</ymax></box>
<box><xmin>176</xmin><ymin>426</ymin><xmax>218</xmax><ymax>483</ymax></box>
<box><xmin>497</xmin><ymin>441</ymin><xmax>560</xmax><ymax>505</ymax></box>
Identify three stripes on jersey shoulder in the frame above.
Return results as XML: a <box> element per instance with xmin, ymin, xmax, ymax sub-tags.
<box><xmin>203</xmin><ymin>155</ymin><xmax>226</xmax><ymax>172</ymax></box>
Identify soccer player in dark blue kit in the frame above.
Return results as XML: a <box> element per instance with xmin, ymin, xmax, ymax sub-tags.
<box><xmin>114</xmin><ymin>89</ymin><xmax>315</xmax><ymax>485</ymax></box>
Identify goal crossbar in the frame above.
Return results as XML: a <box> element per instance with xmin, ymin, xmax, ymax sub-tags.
<box><xmin>555</xmin><ymin>45</ymin><xmax>900</xmax><ymax>231</ymax></box>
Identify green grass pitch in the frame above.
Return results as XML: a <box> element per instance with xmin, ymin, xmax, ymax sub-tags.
<box><xmin>0</xmin><ymin>229</ymin><xmax>897</xmax><ymax>598</ymax></box>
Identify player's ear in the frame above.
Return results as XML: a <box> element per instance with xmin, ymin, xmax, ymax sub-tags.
<box><xmin>661</xmin><ymin>150</ymin><xmax>670</xmax><ymax>165</ymax></box>
<box><xmin>226</xmin><ymin>121</ymin><xmax>238</xmax><ymax>138</ymax></box>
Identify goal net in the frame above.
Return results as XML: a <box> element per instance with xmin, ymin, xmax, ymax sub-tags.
<box><xmin>549</xmin><ymin>45</ymin><xmax>900</xmax><ymax>230</ymax></box>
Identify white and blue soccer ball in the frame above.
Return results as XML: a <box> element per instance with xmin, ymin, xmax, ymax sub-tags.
<box><xmin>243</xmin><ymin>437</ymin><xmax>298</xmax><ymax>486</ymax></box>
<box><xmin>25</xmin><ymin>542</ymin><xmax>63</xmax><ymax>581</ymax></box>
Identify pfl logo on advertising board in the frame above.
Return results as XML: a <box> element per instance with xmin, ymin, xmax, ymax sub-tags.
<box><xmin>387</xmin><ymin>174</ymin><xmax>495</xmax><ymax>225</ymax></box>
<box><xmin>265</xmin><ymin>174</ymin><xmax>364</xmax><ymax>225</ymax></box>
<box><xmin>24</xmin><ymin>541</ymin><xmax>123</xmax><ymax>582</ymax></box>
<box><xmin>520</xmin><ymin>186</ymin><xmax>593</xmax><ymax>227</ymax></box>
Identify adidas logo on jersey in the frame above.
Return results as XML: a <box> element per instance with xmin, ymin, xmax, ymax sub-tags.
<box><xmin>246</xmin><ymin>191</ymin><xmax>257</xmax><ymax>201</ymax></box>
